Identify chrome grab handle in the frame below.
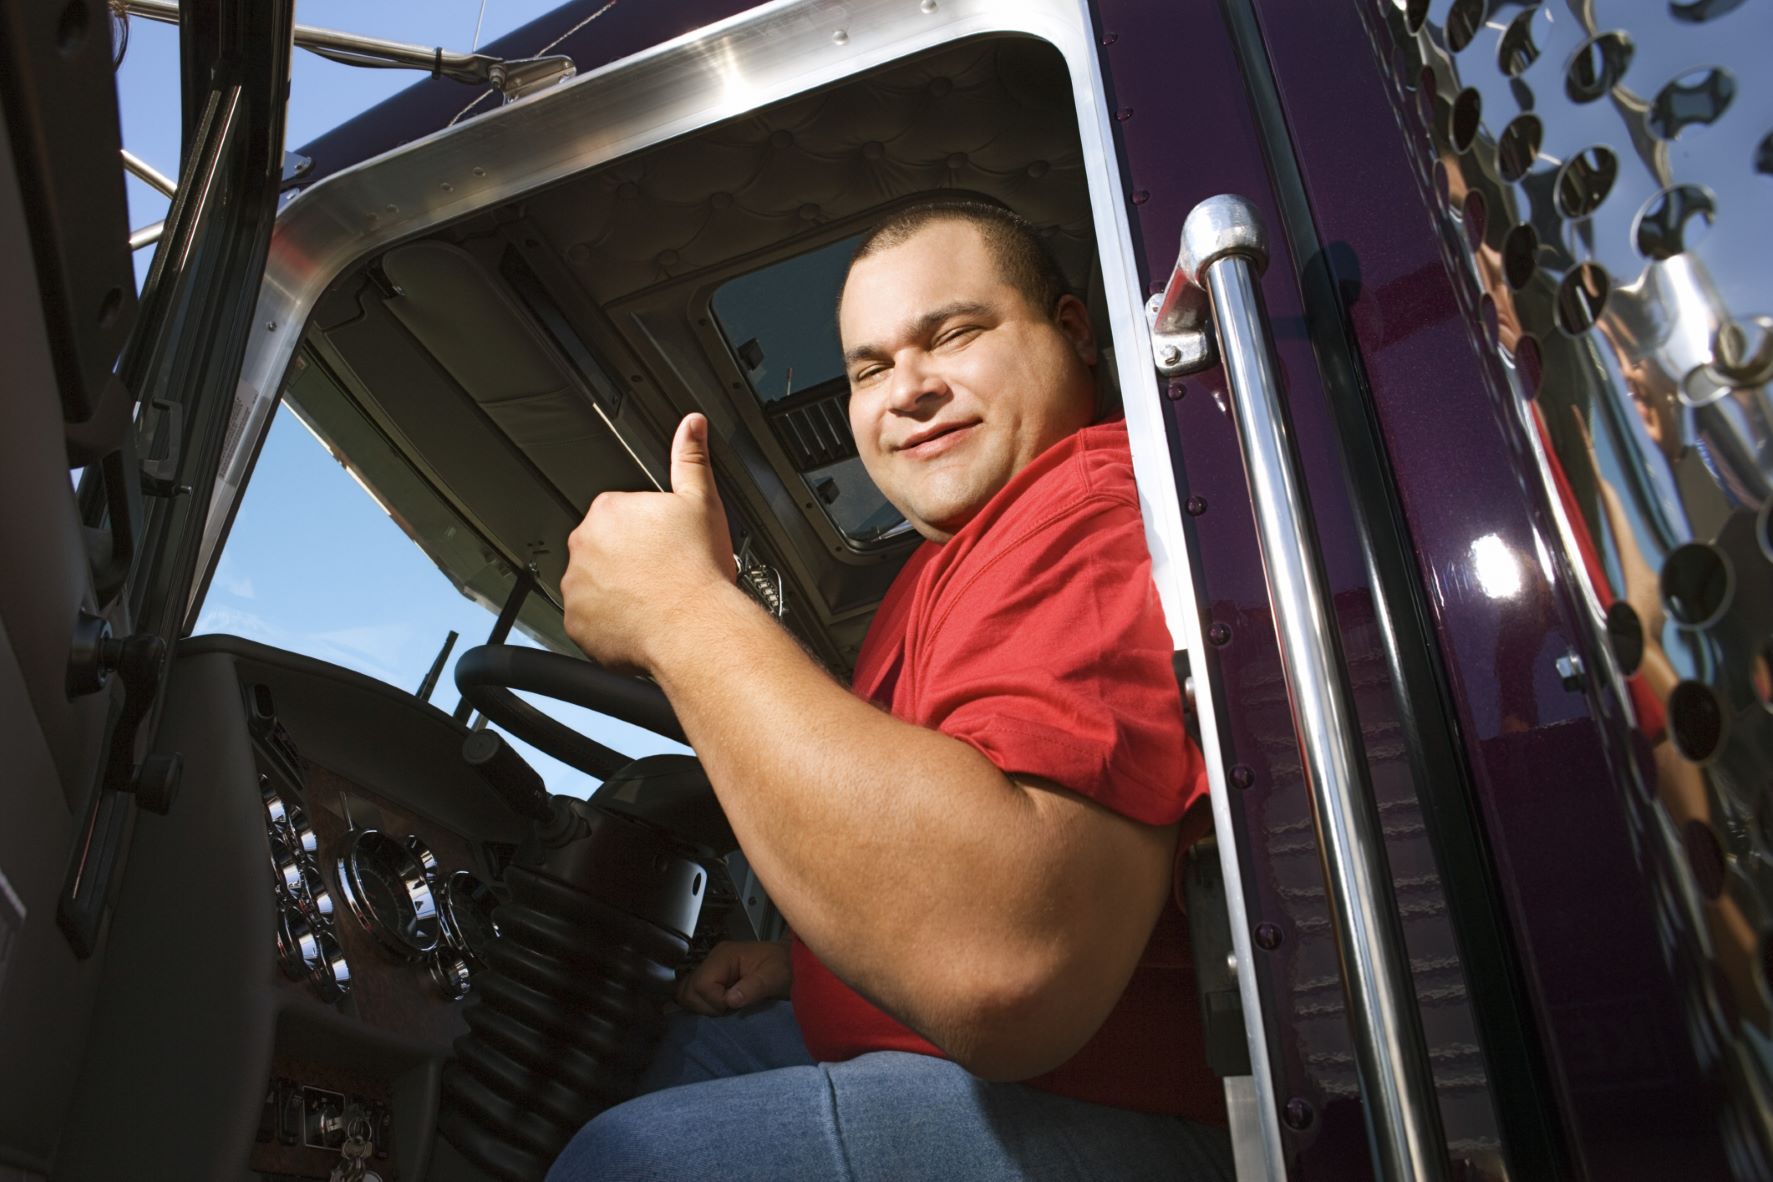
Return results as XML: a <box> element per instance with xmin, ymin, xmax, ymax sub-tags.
<box><xmin>1171</xmin><ymin>194</ymin><xmax>1448</xmax><ymax>1182</ymax></box>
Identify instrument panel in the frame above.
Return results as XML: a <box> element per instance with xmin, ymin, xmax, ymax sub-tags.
<box><xmin>241</xmin><ymin>675</ymin><xmax>524</xmax><ymax>1180</ymax></box>
<box><xmin>259</xmin><ymin>756</ymin><xmax>507</xmax><ymax>1025</ymax></box>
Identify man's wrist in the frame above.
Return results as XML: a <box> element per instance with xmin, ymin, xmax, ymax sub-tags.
<box><xmin>643</xmin><ymin>578</ymin><xmax>763</xmax><ymax>682</ymax></box>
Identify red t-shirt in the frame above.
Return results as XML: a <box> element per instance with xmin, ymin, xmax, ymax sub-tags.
<box><xmin>789</xmin><ymin>419</ymin><xmax>1225</xmax><ymax>1124</ymax></box>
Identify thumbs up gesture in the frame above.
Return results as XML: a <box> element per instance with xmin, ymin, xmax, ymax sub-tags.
<box><xmin>562</xmin><ymin>414</ymin><xmax>738</xmax><ymax>673</ymax></box>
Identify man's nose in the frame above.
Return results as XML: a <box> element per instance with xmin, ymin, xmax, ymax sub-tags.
<box><xmin>886</xmin><ymin>354</ymin><xmax>949</xmax><ymax>415</ymax></box>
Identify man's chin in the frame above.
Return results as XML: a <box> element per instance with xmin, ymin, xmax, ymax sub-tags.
<box><xmin>904</xmin><ymin>499</ymin><xmax>984</xmax><ymax>543</ymax></box>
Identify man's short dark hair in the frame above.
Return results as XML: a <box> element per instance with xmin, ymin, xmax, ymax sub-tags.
<box><xmin>842</xmin><ymin>199</ymin><xmax>1071</xmax><ymax>319</ymax></box>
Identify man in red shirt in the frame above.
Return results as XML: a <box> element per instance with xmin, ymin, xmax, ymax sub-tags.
<box><xmin>552</xmin><ymin>201</ymin><xmax>1229</xmax><ymax>1179</ymax></box>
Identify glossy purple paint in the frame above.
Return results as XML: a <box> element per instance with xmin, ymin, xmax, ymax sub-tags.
<box><xmin>1096</xmin><ymin>1</ymin><xmax>1501</xmax><ymax>1177</ymax></box>
<box><xmin>1246</xmin><ymin>2</ymin><xmax>1729</xmax><ymax>1178</ymax></box>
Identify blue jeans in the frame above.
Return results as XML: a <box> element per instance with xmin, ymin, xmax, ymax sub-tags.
<box><xmin>546</xmin><ymin>1002</ymin><xmax>1234</xmax><ymax>1181</ymax></box>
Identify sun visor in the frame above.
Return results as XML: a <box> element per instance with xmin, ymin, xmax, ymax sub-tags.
<box><xmin>379</xmin><ymin>240</ymin><xmax>651</xmax><ymax>511</ymax></box>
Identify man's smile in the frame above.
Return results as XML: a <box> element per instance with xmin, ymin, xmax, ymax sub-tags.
<box><xmin>894</xmin><ymin>420</ymin><xmax>980</xmax><ymax>459</ymax></box>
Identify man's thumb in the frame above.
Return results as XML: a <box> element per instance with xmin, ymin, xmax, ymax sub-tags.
<box><xmin>670</xmin><ymin>413</ymin><xmax>712</xmax><ymax>497</ymax></box>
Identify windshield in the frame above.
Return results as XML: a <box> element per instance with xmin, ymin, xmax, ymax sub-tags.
<box><xmin>193</xmin><ymin>395</ymin><xmax>687</xmax><ymax>799</ymax></box>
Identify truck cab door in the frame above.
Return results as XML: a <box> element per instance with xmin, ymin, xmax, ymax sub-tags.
<box><xmin>0</xmin><ymin>2</ymin><xmax>292</xmax><ymax>1176</ymax></box>
<box><xmin>1123</xmin><ymin>0</ymin><xmax>1768</xmax><ymax>1179</ymax></box>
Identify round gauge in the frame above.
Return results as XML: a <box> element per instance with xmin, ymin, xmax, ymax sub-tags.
<box><xmin>427</xmin><ymin>950</ymin><xmax>472</xmax><ymax>1002</ymax></box>
<box><xmin>282</xmin><ymin>804</ymin><xmax>319</xmax><ymax>856</ymax></box>
<box><xmin>438</xmin><ymin>871</ymin><xmax>501</xmax><ymax>966</ymax></box>
<box><xmin>276</xmin><ymin>904</ymin><xmax>320</xmax><ymax>981</ymax></box>
<box><xmin>335</xmin><ymin>829</ymin><xmax>440</xmax><ymax>961</ymax></box>
<box><xmin>311</xmin><ymin>926</ymin><xmax>352</xmax><ymax>1002</ymax></box>
<box><xmin>404</xmin><ymin>835</ymin><xmax>439</xmax><ymax>882</ymax></box>
<box><xmin>299</xmin><ymin>859</ymin><xmax>335</xmax><ymax>922</ymax></box>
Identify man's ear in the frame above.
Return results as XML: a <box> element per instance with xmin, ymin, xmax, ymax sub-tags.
<box><xmin>1054</xmin><ymin>294</ymin><xmax>1098</xmax><ymax>367</ymax></box>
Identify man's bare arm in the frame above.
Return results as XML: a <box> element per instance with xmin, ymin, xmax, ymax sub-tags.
<box><xmin>651</xmin><ymin>581</ymin><xmax>1175</xmax><ymax>1077</ymax></box>
<box><xmin>564</xmin><ymin>416</ymin><xmax>1176</xmax><ymax>1079</ymax></box>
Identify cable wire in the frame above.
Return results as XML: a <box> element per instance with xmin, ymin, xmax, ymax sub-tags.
<box><xmin>447</xmin><ymin>0</ymin><xmax>619</xmax><ymax>126</ymax></box>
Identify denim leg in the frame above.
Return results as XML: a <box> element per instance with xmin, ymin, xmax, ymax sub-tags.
<box><xmin>635</xmin><ymin>1000</ymin><xmax>813</xmax><ymax>1094</ymax></box>
<box><xmin>821</xmin><ymin>1052</ymin><xmax>1234</xmax><ymax>1182</ymax></box>
<box><xmin>548</xmin><ymin>1046</ymin><xmax>1234</xmax><ymax>1182</ymax></box>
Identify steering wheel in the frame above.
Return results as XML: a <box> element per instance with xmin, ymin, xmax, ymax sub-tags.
<box><xmin>453</xmin><ymin>645</ymin><xmax>687</xmax><ymax>779</ymax></box>
<box><xmin>454</xmin><ymin>645</ymin><xmax>742</xmax><ymax>855</ymax></box>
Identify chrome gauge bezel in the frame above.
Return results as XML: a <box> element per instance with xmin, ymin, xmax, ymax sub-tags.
<box><xmin>427</xmin><ymin>950</ymin><xmax>473</xmax><ymax>1002</ymax></box>
<box><xmin>276</xmin><ymin>903</ymin><xmax>321</xmax><ymax>981</ymax></box>
<box><xmin>260</xmin><ymin>777</ymin><xmax>289</xmax><ymax>829</ymax></box>
<box><xmin>282</xmin><ymin>803</ymin><xmax>319</xmax><ymax>856</ymax></box>
<box><xmin>271</xmin><ymin>850</ymin><xmax>306</xmax><ymax>900</ymax></box>
<box><xmin>404</xmin><ymin>835</ymin><xmax>439</xmax><ymax>882</ymax></box>
<box><xmin>438</xmin><ymin>870</ymin><xmax>501</xmax><ymax>967</ymax></box>
<box><xmin>311</xmin><ymin>926</ymin><xmax>352</xmax><ymax>1002</ymax></box>
<box><xmin>335</xmin><ymin>829</ymin><xmax>441</xmax><ymax>962</ymax></box>
<box><xmin>266</xmin><ymin>822</ymin><xmax>294</xmax><ymax>866</ymax></box>
<box><xmin>299</xmin><ymin>859</ymin><xmax>335</xmax><ymax>921</ymax></box>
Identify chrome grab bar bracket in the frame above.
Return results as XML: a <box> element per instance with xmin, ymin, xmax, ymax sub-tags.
<box><xmin>1144</xmin><ymin>276</ymin><xmax>1217</xmax><ymax>377</ymax></box>
<box><xmin>1174</xmin><ymin>193</ymin><xmax>1449</xmax><ymax>1182</ymax></box>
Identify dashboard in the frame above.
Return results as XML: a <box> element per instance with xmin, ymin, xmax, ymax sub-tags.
<box><xmin>251</xmin><ymin>708</ymin><xmax>509</xmax><ymax>1178</ymax></box>
<box><xmin>51</xmin><ymin>632</ymin><xmax>765</xmax><ymax>1181</ymax></box>
<box><xmin>51</xmin><ymin>635</ymin><xmax>549</xmax><ymax>1180</ymax></box>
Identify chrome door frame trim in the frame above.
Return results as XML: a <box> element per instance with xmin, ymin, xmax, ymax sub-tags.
<box><xmin>197</xmin><ymin>3</ymin><xmax>1287</xmax><ymax>1172</ymax></box>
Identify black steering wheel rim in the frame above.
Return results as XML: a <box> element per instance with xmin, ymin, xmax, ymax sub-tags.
<box><xmin>454</xmin><ymin>645</ymin><xmax>687</xmax><ymax>779</ymax></box>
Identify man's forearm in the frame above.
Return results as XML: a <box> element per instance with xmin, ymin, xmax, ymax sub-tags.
<box><xmin>648</xmin><ymin>584</ymin><xmax>1044</xmax><ymax>995</ymax></box>
<box><xmin>645</xmin><ymin>582</ymin><xmax>1170</xmax><ymax>1074</ymax></box>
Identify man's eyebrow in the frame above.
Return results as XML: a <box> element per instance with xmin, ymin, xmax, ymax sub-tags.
<box><xmin>842</xmin><ymin>301</ymin><xmax>994</xmax><ymax>367</ymax></box>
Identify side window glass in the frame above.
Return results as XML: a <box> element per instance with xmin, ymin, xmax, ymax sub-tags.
<box><xmin>194</xmin><ymin>402</ymin><xmax>687</xmax><ymax>798</ymax></box>
<box><xmin>710</xmin><ymin>234</ymin><xmax>912</xmax><ymax>546</ymax></box>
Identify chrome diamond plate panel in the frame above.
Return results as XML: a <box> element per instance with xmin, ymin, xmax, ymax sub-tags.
<box><xmin>1373</xmin><ymin>1</ymin><xmax>1773</xmax><ymax>1175</ymax></box>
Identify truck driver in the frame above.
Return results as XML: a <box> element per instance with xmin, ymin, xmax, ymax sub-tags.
<box><xmin>551</xmin><ymin>200</ymin><xmax>1231</xmax><ymax>1180</ymax></box>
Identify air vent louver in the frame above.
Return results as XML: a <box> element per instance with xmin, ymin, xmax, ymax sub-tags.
<box><xmin>766</xmin><ymin>379</ymin><xmax>856</xmax><ymax>471</ymax></box>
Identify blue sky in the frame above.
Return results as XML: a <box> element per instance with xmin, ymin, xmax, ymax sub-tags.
<box><xmin>119</xmin><ymin>3</ymin><xmax>687</xmax><ymax>796</ymax></box>
<box><xmin>117</xmin><ymin>1</ymin><xmax>569</xmax><ymax>275</ymax></box>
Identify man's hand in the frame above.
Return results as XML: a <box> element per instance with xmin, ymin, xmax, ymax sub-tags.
<box><xmin>562</xmin><ymin>414</ymin><xmax>736</xmax><ymax>672</ymax></box>
<box><xmin>675</xmin><ymin>939</ymin><xmax>792</xmax><ymax>1015</ymax></box>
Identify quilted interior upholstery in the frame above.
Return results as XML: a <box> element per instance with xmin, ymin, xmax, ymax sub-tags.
<box><xmin>524</xmin><ymin>37</ymin><xmax>1093</xmax><ymax>304</ymax></box>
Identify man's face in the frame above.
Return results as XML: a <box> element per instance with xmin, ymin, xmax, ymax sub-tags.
<box><xmin>839</xmin><ymin>220</ymin><xmax>1097</xmax><ymax>542</ymax></box>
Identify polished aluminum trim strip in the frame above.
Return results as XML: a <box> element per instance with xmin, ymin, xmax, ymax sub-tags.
<box><xmin>1121</xmin><ymin>360</ymin><xmax>1288</xmax><ymax>1177</ymax></box>
<box><xmin>1190</xmin><ymin>194</ymin><xmax>1446</xmax><ymax>1182</ymax></box>
<box><xmin>1223</xmin><ymin>1076</ymin><xmax>1267</xmax><ymax>1182</ymax></box>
